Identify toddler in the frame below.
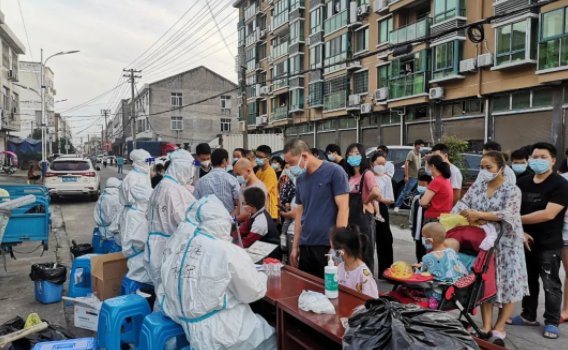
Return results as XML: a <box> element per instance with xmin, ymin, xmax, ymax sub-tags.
<box><xmin>444</xmin><ymin>237</ymin><xmax>476</xmax><ymax>272</ymax></box>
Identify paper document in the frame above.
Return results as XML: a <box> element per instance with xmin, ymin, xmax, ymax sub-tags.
<box><xmin>246</xmin><ymin>241</ymin><xmax>278</xmax><ymax>263</ymax></box>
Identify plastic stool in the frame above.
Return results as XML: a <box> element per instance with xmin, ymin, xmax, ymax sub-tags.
<box><xmin>121</xmin><ymin>276</ymin><xmax>152</xmax><ymax>295</ymax></box>
<box><xmin>138</xmin><ymin>312</ymin><xmax>188</xmax><ymax>350</ymax></box>
<box><xmin>102</xmin><ymin>239</ymin><xmax>121</xmax><ymax>254</ymax></box>
<box><xmin>91</xmin><ymin>228</ymin><xmax>104</xmax><ymax>254</ymax></box>
<box><xmin>68</xmin><ymin>254</ymin><xmax>99</xmax><ymax>298</ymax></box>
<box><xmin>97</xmin><ymin>294</ymin><xmax>151</xmax><ymax>350</ymax></box>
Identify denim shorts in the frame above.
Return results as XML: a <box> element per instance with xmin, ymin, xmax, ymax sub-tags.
<box><xmin>563</xmin><ymin>225</ymin><xmax>568</xmax><ymax>247</ymax></box>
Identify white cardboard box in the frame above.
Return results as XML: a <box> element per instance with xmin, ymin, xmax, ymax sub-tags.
<box><xmin>74</xmin><ymin>304</ymin><xmax>99</xmax><ymax>332</ymax></box>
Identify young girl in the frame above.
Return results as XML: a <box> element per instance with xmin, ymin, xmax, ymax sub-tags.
<box><xmin>331</xmin><ymin>225</ymin><xmax>379</xmax><ymax>298</ymax></box>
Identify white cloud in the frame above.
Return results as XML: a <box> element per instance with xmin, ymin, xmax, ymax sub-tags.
<box><xmin>1</xmin><ymin>0</ymin><xmax>238</xmax><ymax>140</ymax></box>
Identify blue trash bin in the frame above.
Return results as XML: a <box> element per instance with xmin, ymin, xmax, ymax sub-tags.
<box><xmin>35</xmin><ymin>281</ymin><xmax>63</xmax><ymax>304</ymax></box>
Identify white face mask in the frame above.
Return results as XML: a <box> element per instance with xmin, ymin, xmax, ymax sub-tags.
<box><xmin>200</xmin><ymin>160</ymin><xmax>210</xmax><ymax>168</ymax></box>
<box><xmin>373</xmin><ymin>165</ymin><xmax>386</xmax><ymax>175</ymax></box>
<box><xmin>479</xmin><ymin>169</ymin><xmax>501</xmax><ymax>183</ymax></box>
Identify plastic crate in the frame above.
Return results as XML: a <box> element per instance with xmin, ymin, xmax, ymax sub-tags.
<box><xmin>32</xmin><ymin>338</ymin><xmax>97</xmax><ymax>350</ymax></box>
<box><xmin>34</xmin><ymin>281</ymin><xmax>63</xmax><ymax>304</ymax></box>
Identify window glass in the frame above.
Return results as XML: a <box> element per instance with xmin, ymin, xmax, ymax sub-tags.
<box><xmin>51</xmin><ymin>161</ymin><xmax>90</xmax><ymax>171</ymax></box>
<box><xmin>378</xmin><ymin>18</ymin><xmax>393</xmax><ymax>44</ymax></box>
<box><xmin>353</xmin><ymin>70</ymin><xmax>368</xmax><ymax>94</ymax></box>
<box><xmin>496</xmin><ymin>21</ymin><xmax>526</xmax><ymax>65</ymax></box>
<box><xmin>532</xmin><ymin>88</ymin><xmax>553</xmax><ymax>107</ymax></box>
<box><xmin>493</xmin><ymin>94</ymin><xmax>510</xmax><ymax>112</ymax></box>
<box><xmin>542</xmin><ymin>8</ymin><xmax>564</xmax><ymax>40</ymax></box>
<box><xmin>377</xmin><ymin>65</ymin><xmax>389</xmax><ymax>88</ymax></box>
<box><xmin>355</xmin><ymin>27</ymin><xmax>369</xmax><ymax>53</ymax></box>
<box><xmin>512</xmin><ymin>91</ymin><xmax>531</xmax><ymax>110</ymax></box>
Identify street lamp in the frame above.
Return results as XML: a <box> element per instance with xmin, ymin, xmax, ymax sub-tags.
<box><xmin>40</xmin><ymin>49</ymin><xmax>79</xmax><ymax>176</ymax></box>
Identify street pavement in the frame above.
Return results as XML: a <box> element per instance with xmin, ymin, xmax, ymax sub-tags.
<box><xmin>0</xmin><ymin>165</ymin><xmax>565</xmax><ymax>348</ymax></box>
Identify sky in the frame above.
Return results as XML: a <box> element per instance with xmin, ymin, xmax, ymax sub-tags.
<box><xmin>1</xmin><ymin>0</ymin><xmax>238</xmax><ymax>144</ymax></box>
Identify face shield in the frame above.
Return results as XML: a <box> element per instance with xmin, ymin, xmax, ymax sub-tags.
<box><xmin>130</xmin><ymin>149</ymin><xmax>152</xmax><ymax>173</ymax></box>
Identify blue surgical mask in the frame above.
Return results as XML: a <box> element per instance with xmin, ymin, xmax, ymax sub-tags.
<box><xmin>255</xmin><ymin>157</ymin><xmax>265</xmax><ymax>167</ymax></box>
<box><xmin>511</xmin><ymin>163</ymin><xmax>527</xmax><ymax>175</ymax></box>
<box><xmin>327</xmin><ymin>153</ymin><xmax>336</xmax><ymax>162</ymax></box>
<box><xmin>347</xmin><ymin>155</ymin><xmax>362</xmax><ymax>167</ymax></box>
<box><xmin>416</xmin><ymin>185</ymin><xmax>427</xmax><ymax>194</ymax></box>
<box><xmin>236</xmin><ymin>175</ymin><xmax>246</xmax><ymax>185</ymax></box>
<box><xmin>528</xmin><ymin>159</ymin><xmax>550</xmax><ymax>175</ymax></box>
<box><xmin>271</xmin><ymin>163</ymin><xmax>280</xmax><ymax>171</ymax></box>
<box><xmin>290</xmin><ymin>156</ymin><xmax>307</xmax><ymax>177</ymax></box>
<box><xmin>421</xmin><ymin>237</ymin><xmax>432</xmax><ymax>251</ymax></box>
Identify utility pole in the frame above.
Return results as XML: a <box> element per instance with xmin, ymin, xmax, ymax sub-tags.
<box><xmin>123</xmin><ymin>68</ymin><xmax>142</xmax><ymax>152</ymax></box>
<box><xmin>101</xmin><ymin>109</ymin><xmax>110</xmax><ymax>153</ymax></box>
<box><xmin>238</xmin><ymin>47</ymin><xmax>248</xmax><ymax>149</ymax></box>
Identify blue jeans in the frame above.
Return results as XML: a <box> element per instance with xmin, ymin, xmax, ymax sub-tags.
<box><xmin>395</xmin><ymin>177</ymin><xmax>417</xmax><ymax>208</ymax></box>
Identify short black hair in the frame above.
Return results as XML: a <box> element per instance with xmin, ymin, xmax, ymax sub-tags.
<box><xmin>427</xmin><ymin>154</ymin><xmax>451</xmax><ymax>179</ymax></box>
<box><xmin>531</xmin><ymin>142</ymin><xmax>557</xmax><ymax>157</ymax></box>
<box><xmin>164</xmin><ymin>160</ymin><xmax>171</xmax><ymax>171</ymax></box>
<box><xmin>154</xmin><ymin>163</ymin><xmax>165</xmax><ymax>172</ymax></box>
<box><xmin>271</xmin><ymin>156</ymin><xmax>285</xmax><ymax>169</ymax></box>
<box><xmin>325</xmin><ymin>144</ymin><xmax>341</xmax><ymax>155</ymax></box>
<box><xmin>431</xmin><ymin>143</ymin><xmax>449</xmax><ymax>155</ymax></box>
<box><xmin>370</xmin><ymin>151</ymin><xmax>387</xmax><ymax>163</ymax></box>
<box><xmin>414</xmin><ymin>139</ymin><xmax>426</xmax><ymax>146</ymax></box>
<box><xmin>211</xmin><ymin>148</ymin><xmax>229</xmax><ymax>166</ymax></box>
<box><xmin>331</xmin><ymin>225</ymin><xmax>368</xmax><ymax>261</ymax></box>
<box><xmin>511</xmin><ymin>148</ymin><xmax>529</xmax><ymax>161</ymax></box>
<box><xmin>243</xmin><ymin>187</ymin><xmax>266</xmax><ymax>210</ymax></box>
<box><xmin>256</xmin><ymin>145</ymin><xmax>272</xmax><ymax>157</ymax></box>
<box><xmin>310</xmin><ymin>148</ymin><xmax>320</xmax><ymax>157</ymax></box>
<box><xmin>418</xmin><ymin>174</ymin><xmax>433</xmax><ymax>183</ymax></box>
<box><xmin>196</xmin><ymin>143</ymin><xmax>211</xmax><ymax>156</ymax></box>
<box><xmin>377</xmin><ymin>145</ymin><xmax>389</xmax><ymax>155</ymax></box>
<box><xmin>233</xmin><ymin>148</ymin><xmax>245</xmax><ymax>157</ymax></box>
<box><xmin>483</xmin><ymin>141</ymin><xmax>502</xmax><ymax>152</ymax></box>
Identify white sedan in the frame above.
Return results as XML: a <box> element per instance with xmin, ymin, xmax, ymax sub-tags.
<box><xmin>44</xmin><ymin>157</ymin><xmax>101</xmax><ymax>201</ymax></box>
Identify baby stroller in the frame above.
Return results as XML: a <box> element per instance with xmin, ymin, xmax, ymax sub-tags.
<box><xmin>384</xmin><ymin>225</ymin><xmax>502</xmax><ymax>337</ymax></box>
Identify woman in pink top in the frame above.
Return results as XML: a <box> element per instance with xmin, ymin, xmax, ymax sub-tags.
<box><xmin>332</xmin><ymin>225</ymin><xmax>378</xmax><ymax>298</ymax></box>
<box><xmin>420</xmin><ymin>155</ymin><xmax>453</xmax><ymax>220</ymax></box>
<box><xmin>345</xmin><ymin>143</ymin><xmax>380</xmax><ymax>274</ymax></box>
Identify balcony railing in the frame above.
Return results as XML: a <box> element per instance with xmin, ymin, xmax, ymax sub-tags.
<box><xmin>245</xmin><ymin>29</ymin><xmax>259</xmax><ymax>47</ymax></box>
<box><xmin>244</xmin><ymin>3</ymin><xmax>257</xmax><ymax>22</ymax></box>
<box><xmin>390</xmin><ymin>17</ymin><xmax>432</xmax><ymax>45</ymax></box>
<box><xmin>273</xmin><ymin>11</ymin><xmax>289</xmax><ymax>30</ymax></box>
<box><xmin>324</xmin><ymin>10</ymin><xmax>348</xmax><ymax>35</ymax></box>
<box><xmin>271</xmin><ymin>42</ymin><xmax>289</xmax><ymax>59</ymax></box>
<box><xmin>272</xmin><ymin>106</ymin><xmax>289</xmax><ymax>121</ymax></box>
<box><xmin>388</xmin><ymin>72</ymin><xmax>427</xmax><ymax>100</ymax></box>
<box><xmin>246</xmin><ymin>60</ymin><xmax>258</xmax><ymax>72</ymax></box>
<box><xmin>324</xmin><ymin>90</ymin><xmax>347</xmax><ymax>110</ymax></box>
<box><xmin>247</xmin><ymin>112</ymin><xmax>257</xmax><ymax>126</ymax></box>
<box><xmin>272</xmin><ymin>77</ymin><xmax>289</xmax><ymax>91</ymax></box>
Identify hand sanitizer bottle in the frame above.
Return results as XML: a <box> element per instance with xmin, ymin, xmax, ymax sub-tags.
<box><xmin>324</xmin><ymin>253</ymin><xmax>338</xmax><ymax>299</ymax></box>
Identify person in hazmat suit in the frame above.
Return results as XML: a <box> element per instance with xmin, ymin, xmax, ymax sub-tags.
<box><xmin>159</xmin><ymin>195</ymin><xmax>276</xmax><ymax>350</ymax></box>
<box><xmin>93</xmin><ymin>177</ymin><xmax>123</xmax><ymax>251</ymax></box>
<box><xmin>119</xmin><ymin>149</ymin><xmax>153</xmax><ymax>284</ymax></box>
<box><xmin>145</xmin><ymin>149</ymin><xmax>196</xmax><ymax>290</ymax></box>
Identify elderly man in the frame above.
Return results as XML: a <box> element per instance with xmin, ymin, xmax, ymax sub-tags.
<box><xmin>233</xmin><ymin>158</ymin><xmax>267</xmax><ymax>223</ymax></box>
<box><xmin>145</xmin><ymin>149</ymin><xmax>196</xmax><ymax>290</ymax></box>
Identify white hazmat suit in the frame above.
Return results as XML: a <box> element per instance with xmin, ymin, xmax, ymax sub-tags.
<box><xmin>93</xmin><ymin>177</ymin><xmax>122</xmax><ymax>244</ymax></box>
<box><xmin>145</xmin><ymin>149</ymin><xmax>196</xmax><ymax>290</ymax></box>
<box><xmin>119</xmin><ymin>149</ymin><xmax>152</xmax><ymax>283</ymax></box>
<box><xmin>159</xmin><ymin>195</ymin><xmax>276</xmax><ymax>350</ymax></box>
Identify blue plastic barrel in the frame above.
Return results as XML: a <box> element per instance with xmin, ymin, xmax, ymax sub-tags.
<box><xmin>34</xmin><ymin>281</ymin><xmax>63</xmax><ymax>304</ymax></box>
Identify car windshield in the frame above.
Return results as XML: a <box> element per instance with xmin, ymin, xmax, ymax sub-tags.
<box><xmin>51</xmin><ymin>161</ymin><xmax>90</xmax><ymax>171</ymax></box>
<box><xmin>463</xmin><ymin>154</ymin><xmax>481</xmax><ymax>169</ymax></box>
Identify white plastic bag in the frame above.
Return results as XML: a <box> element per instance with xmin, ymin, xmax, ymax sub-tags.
<box><xmin>298</xmin><ymin>290</ymin><xmax>336</xmax><ymax>314</ymax></box>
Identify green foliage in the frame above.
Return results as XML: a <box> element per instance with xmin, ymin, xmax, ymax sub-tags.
<box><xmin>442</xmin><ymin>136</ymin><xmax>468</xmax><ymax>170</ymax></box>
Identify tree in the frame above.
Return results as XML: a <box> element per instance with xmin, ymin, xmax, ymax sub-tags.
<box><xmin>31</xmin><ymin>128</ymin><xmax>42</xmax><ymax>140</ymax></box>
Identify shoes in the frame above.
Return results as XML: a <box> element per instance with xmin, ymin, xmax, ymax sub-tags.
<box><xmin>393</xmin><ymin>207</ymin><xmax>400</xmax><ymax>213</ymax></box>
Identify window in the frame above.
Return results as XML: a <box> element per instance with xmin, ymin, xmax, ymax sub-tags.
<box><xmin>171</xmin><ymin>116</ymin><xmax>183</xmax><ymax>130</ymax></box>
<box><xmin>258</xmin><ymin>43</ymin><xmax>267</xmax><ymax>60</ymax></box>
<box><xmin>511</xmin><ymin>90</ymin><xmax>530</xmax><ymax>110</ymax></box>
<box><xmin>323</xmin><ymin>75</ymin><xmax>348</xmax><ymax>110</ymax></box>
<box><xmin>353</xmin><ymin>70</ymin><xmax>368</xmax><ymax>94</ymax></box>
<box><xmin>434</xmin><ymin>0</ymin><xmax>465</xmax><ymax>24</ymax></box>
<box><xmin>290</xmin><ymin>89</ymin><xmax>304</xmax><ymax>111</ymax></box>
<box><xmin>272</xmin><ymin>0</ymin><xmax>289</xmax><ymax>29</ymax></box>
<box><xmin>289</xmin><ymin>54</ymin><xmax>304</xmax><ymax>75</ymax></box>
<box><xmin>3</xmin><ymin>87</ymin><xmax>9</xmax><ymax>111</ymax></box>
<box><xmin>51</xmin><ymin>161</ymin><xmax>90</xmax><ymax>171</ymax></box>
<box><xmin>354</xmin><ymin>27</ymin><xmax>369</xmax><ymax>53</ymax></box>
<box><xmin>324</xmin><ymin>33</ymin><xmax>348</xmax><ymax>73</ymax></box>
<box><xmin>538</xmin><ymin>7</ymin><xmax>568</xmax><ymax>70</ymax></box>
<box><xmin>221</xmin><ymin>118</ymin><xmax>232</xmax><ymax>132</ymax></box>
<box><xmin>289</xmin><ymin>0</ymin><xmax>304</xmax><ymax>12</ymax></box>
<box><xmin>171</xmin><ymin>92</ymin><xmax>183</xmax><ymax>107</ymax></box>
<box><xmin>496</xmin><ymin>20</ymin><xmax>528</xmax><ymax>66</ymax></box>
<box><xmin>220</xmin><ymin>95</ymin><xmax>231</xmax><ymax>114</ymax></box>
<box><xmin>310</xmin><ymin>7</ymin><xmax>325</xmax><ymax>34</ymax></box>
<box><xmin>310</xmin><ymin>44</ymin><xmax>323</xmax><ymax>69</ymax></box>
<box><xmin>378</xmin><ymin>17</ymin><xmax>393</xmax><ymax>45</ymax></box>
<box><xmin>389</xmin><ymin>50</ymin><xmax>428</xmax><ymax>99</ymax></box>
<box><xmin>377</xmin><ymin>65</ymin><xmax>390</xmax><ymax>88</ymax></box>
<box><xmin>532</xmin><ymin>87</ymin><xmax>553</xmax><ymax>107</ymax></box>
<box><xmin>432</xmin><ymin>41</ymin><xmax>461</xmax><ymax>80</ymax></box>
<box><xmin>2</xmin><ymin>42</ymin><xmax>9</xmax><ymax>69</ymax></box>
<box><xmin>493</xmin><ymin>88</ymin><xmax>554</xmax><ymax>112</ymax></box>
<box><xmin>290</xmin><ymin>20</ymin><xmax>305</xmax><ymax>45</ymax></box>
<box><xmin>493</xmin><ymin>94</ymin><xmax>510</xmax><ymax>112</ymax></box>
<box><xmin>308</xmin><ymin>81</ymin><xmax>324</xmax><ymax>107</ymax></box>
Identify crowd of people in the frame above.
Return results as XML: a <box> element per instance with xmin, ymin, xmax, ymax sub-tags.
<box><xmin>92</xmin><ymin>138</ymin><xmax>568</xmax><ymax>348</ymax></box>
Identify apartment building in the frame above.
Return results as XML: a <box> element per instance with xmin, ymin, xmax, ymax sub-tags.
<box><xmin>234</xmin><ymin>0</ymin><xmax>568</xmax><ymax>153</ymax></box>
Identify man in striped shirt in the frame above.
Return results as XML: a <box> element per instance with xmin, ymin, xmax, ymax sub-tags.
<box><xmin>194</xmin><ymin>148</ymin><xmax>240</xmax><ymax>215</ymax></box>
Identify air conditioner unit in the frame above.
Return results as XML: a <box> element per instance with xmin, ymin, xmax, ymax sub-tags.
<box><xmin>260</xmin><ymin>29</ymin><xmax>267</xmax><ymax>39</ymax></box>
<box><xmin>374</xmin><ymin>0</ymin><xmax>388</xmax><ymax>13</ymax></box>
<box><xmin>358</xmin><ymin>5</ymin><xmax>370</xmax><ymax>16</ymax></box>
<box><xmin>348</xmin><ymin>94</ymin><xmax>361</xmax><ymax>106</ymax></box>
<box><xmin>260</xmin><ymin>85</ymin><xmax>271</xmax><ymax>95</ymax></box>
<box><xmin>238</xmin><ymin>121</ymin><xmax>246</xmax><ymax>132</ymax></box>
<box><xmin>347</xmin><ymin>59</ymin><xmax>362</xmax><ymax>71</ymax></box>
<box><xmin>459</xmin><ymin>58</ymin><xmax>477</xmax><ymax>73</ymax></box>
<box><xmin>374</xmin><ymin>87</ymin><xmax>388</xmax><ymax>101</ymax></box>
<box><xmin>256</xmin><ymin>116</ymin><xmax>268</xmax><ymax>125</ymax></box>
<box><xmin>477</xmin><ymin>53</ymin><xmax>494</xmax><ymax>68</ymax></box>
<box><xmin>360</xmin><ymin>103</ymin><xmax>373</xmax><ymax>114</ymax></box>
<box><xmin>306</xmin><ymin>36</ymin><xmax>311</xmax><ymax>46</ymax></box>
<box><xmin>429</xmin><ymin>87</ymin><xmax>445</xmax><ymax>100</ymax></box>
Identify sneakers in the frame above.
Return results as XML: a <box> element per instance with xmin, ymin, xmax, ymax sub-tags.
<box><xmin>394</xmin><ymin>207</ymin><xmax>400</xmax><ymax>213</ymax></box>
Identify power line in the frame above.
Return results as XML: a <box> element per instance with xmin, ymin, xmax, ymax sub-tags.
<box><xmin>17</xmin><ymin>0</ymin><xmax>33</xmax><ymax>60</ymax></box>
<box><xmin>60</xmin><ymin>81</ymin><xmax>128</xmax><ymax>114</ymax></box>
<box><xmin>205</xmin><ymin>0</ymin><xmax>235</xmax><ymax>58</ymax></box>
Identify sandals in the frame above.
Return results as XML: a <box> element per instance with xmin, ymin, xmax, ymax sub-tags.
<box><xmin>543</xmin><ymin>325</ymin><xmax>560</xmax><ymax>339</ymax></box>
<box><xmin>506</xmin><ymin>315</ymin><xmax>540</xmax><ymax>326</ymax></box>
<box><xmin>490</xmin><ymin>330</ymin><xmax>506</xmax><ymax>347</ymax></box>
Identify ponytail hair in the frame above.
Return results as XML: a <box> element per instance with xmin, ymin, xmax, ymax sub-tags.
<box><xmin>427</xmin><ymin>154</ymin><xmax>451</xmax><ymax>179</ymax></box>
<box><xmin>331</xmin><ymin>224</ymin><xmax>366</xmax><ymax>260</ymax></box>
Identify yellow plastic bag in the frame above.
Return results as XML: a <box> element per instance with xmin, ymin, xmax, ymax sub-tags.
<box><xmin>439</xmin><ymin>213</ymin><xmax>469</xmax><ymax>231</ymax></box>
<box><xmin>24</xmin><ymin>313</ymin><xmax>42</xmax><ymax>329</ymax></box>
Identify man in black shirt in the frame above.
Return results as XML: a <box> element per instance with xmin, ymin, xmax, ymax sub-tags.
<box><xmin>515</xmin><ymin>142</ymin><xmax>568</xmax><ymax>339</ymax></box>
<box><xmin>325</xmin><ymin>144</ymin><xmax>348</xmax><ymax>173</ymax></box>
<box><xmin>196</xmin><ymin>143</ymin><xmax>212</xmax><ymax>179</ymax></box>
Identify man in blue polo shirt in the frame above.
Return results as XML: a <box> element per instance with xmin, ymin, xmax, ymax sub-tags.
<box><xmin>283</xmin><ymin>139</ymin><xmax>349</xmax><ymax>277</ymax></box>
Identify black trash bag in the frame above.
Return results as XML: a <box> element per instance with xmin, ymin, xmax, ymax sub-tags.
<box><xmin>29</xmin><ymin>263</ymin><xmax>67</xmax><ymax>285</ymax></box>
<box><xmin>343</xmin><ymin>298</ymin><xmax>480</xmax><ymax>350</ymax></box>
<box><xmin>70</xmin><ymin>240</ymin><xmax>93</xmax><ymax>258</ymax></box>
<box><xmin>0</xmin><ymin>317</ymin><xmax>74</xmax><ymax>350</ymax></box>
<box><xmin>0</xmin><ymin>317</ymin><xmax>25</xmax><ymax>336</ymax></box>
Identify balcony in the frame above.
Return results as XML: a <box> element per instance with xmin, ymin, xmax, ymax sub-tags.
<box><xmin>272</xmin><ymin>106</ymin><xmax>289</xmax><ymax>121</ymax></box>
<box><xmin>271</xmin><ymin>42</ymin><xmax>289</xmax><ymax>60</ymax></box>
<box><xmin>272</xmin><ymin>77</ymin><xmax>289</xmax><ymax>91</ymax></box>
<box><xmin>245</xmin><ymin>29</ymin><xmax>260</xmax><ymax>47</ymax></box>
<box><xmin>324</xmin><ymin>90</ymin><xmax>347</xmax><ymax>111</ymax></box>
<box><xmin>246</xmin><ymin>60</ymin><xmax>259</xmax><ymax>72</ymax></box>
<box><xmin>388</xmin><ymin>72</ymin><xmax>427</xmax><ymax>100</ymax></box>
<box><xmin>390</xmin><ymin>17</ymin><xmax>432</xmax><ymax>45</ymax></box>
<box><xmin>244</xmin><ymin>3</ymin><xmax>257</xmax><ymax>22</ymax></box>
<box><xmin>324</xmin><ymin>10</ymin><xmax>348</xmax><ymax>35</ymax></box>
<box><xmin>273</xmin><ymin>11</ymin><xmax>289</xmax><ymax>31</ymax></box>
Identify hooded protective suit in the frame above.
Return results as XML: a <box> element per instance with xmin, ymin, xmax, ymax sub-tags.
<box><xmin>94</xmin><ymin>177</ymin><xmax>122</xmax><ymax>244</ymax></box>
<box><xmin>119</xmin><ymin>149</ymin><xmax>152</xmax><ymax>283</ymax></box>
<box><xmin>145</xmin><ymin>149</ymin><xmax>196</xmax><ymax>289</ymax></box>
<box><xmin>159</xmin><ymin>195</ymin><xmax>275</xmax><ymax>350</ymax></box>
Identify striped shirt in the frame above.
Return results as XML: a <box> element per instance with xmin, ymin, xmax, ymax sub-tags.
<box><xmin>195</xmin><ymin>168</ymin><xmax>240</xmax><ymax>213</ymax></box>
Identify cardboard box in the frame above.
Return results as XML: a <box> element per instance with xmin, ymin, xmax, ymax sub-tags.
<box><xmin>74</xmin><ymin>304</ymin><xmax>99</xmax><ymax>332</ymax></box>
<box><xmin>91</xmin><ymin>252</ymin><xmax>128</xmax><ymax>300</ymax></box>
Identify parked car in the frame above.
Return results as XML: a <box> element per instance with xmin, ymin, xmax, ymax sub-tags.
<box><xmin>461</xmin><ymin>153</ymin><xmax>482</xmax><ymax>183</ymax></box>
<box><xmin>44</xmin><ymin>157</ymin><xmax>101</xmax><ymax>201</ymax></box>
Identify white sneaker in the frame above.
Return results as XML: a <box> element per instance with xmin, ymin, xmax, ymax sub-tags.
<box><xmin>394</xmin><ymin>207</ymin><xmax>400</xmax><ymax>213</ymax></box>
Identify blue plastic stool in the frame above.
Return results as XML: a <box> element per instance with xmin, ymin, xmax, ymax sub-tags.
<box><xmin>121</xmin><ymin>276</ymin><xmax>152</xmax><ymax>295</ymax></box>
<box><xmin>68</xmin><ymin>254</ymin><xmax>99</xmax><ymax>298</ymax></box>
<box><xmin>32</xmin><ymin>337</ymin><xmax>97</xmax><ymax>350</ymax></box>
<box><xmin>91</xmin><ymin>228</ymin><xmax>104</xmax><ymax>254</ymax></box>
<box><xmin>138</xmin><ymin>312</ymin><xmax>189</xmax><ymax>350</ymax></box>
<box><xmin>102</xmin><ymin>239</ymin><xmax>121</xmax><ymax>254</ymax></box>
<box><xmin>97</xmin><ymin>294</ymin><xmax>151</xmax><ymax>350</ymax></box>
